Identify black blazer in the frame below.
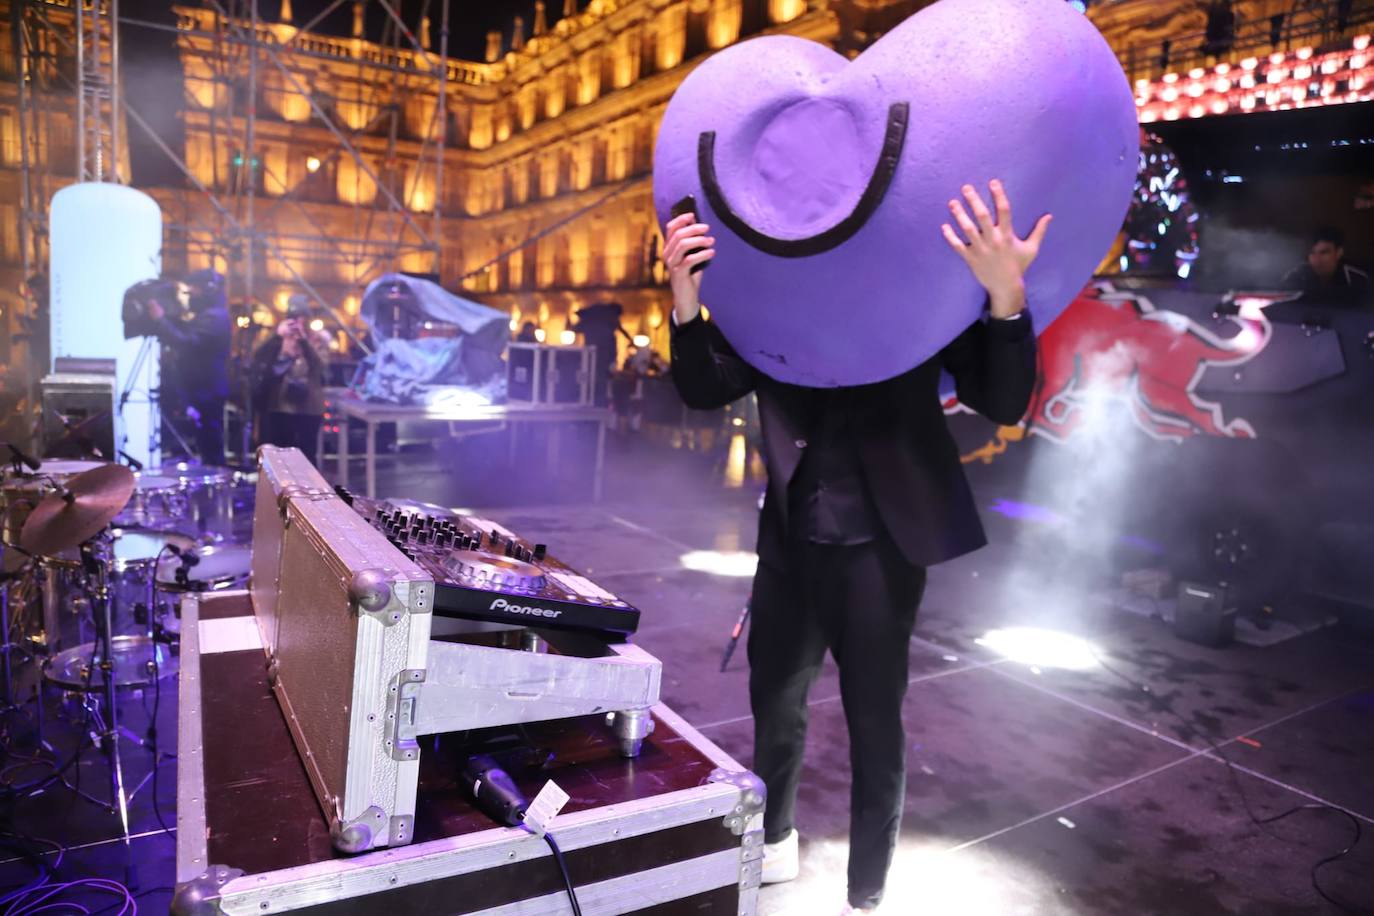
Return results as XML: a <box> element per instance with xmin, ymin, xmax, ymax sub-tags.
<box><xmin>670</xmin><ymin>312</ymin><xmax>1037</xmax><ymax>569</ymax></box>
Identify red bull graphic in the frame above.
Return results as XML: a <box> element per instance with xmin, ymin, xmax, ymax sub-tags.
<box><xmin>947</xmin><ymin>283</ymin><xmax>1274</xmax><ymax>462</ymax></box>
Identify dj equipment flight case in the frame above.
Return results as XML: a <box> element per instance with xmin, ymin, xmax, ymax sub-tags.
<box><xmin>173</xmin><ymin>448</ymin><xmax>763</xmax><ymax>915</ymax></box>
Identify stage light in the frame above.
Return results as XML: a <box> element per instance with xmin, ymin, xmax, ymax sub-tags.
<box><xmin>534</xmin><ymin>328</ymin><xmax>546</xmax><ymax>342</ymax></box>
<box><xmin>632</xmin><ymin>333</ymin><xmax>650</xmax><ymax>347</ymax></box>
<box><xmin>306</xmin><ymin>156</ymin><xmax>321</xmax><ymax>173</ymax></box>
<box><xmin>235</xmin><ymin>315</ymin><xmax>251</xmax><ymax>328</ymax></box>
<box><xmin>975</xmin><ymin>627</ymin><xmax>1101</xmax><ymax>671</ymax></box>
<box><xmin>679</xmin><ymin>550</ymin><xmax>758</xmax><ymax>578</ymax></box>
<box><xmin>309</xmin><ymin>318</ymin><xmax>325</xmax><ymax>332</ymax></box>
<box><xmin>559</xmin><ymin>329</ymin><xmax>576</xmax><ymax>345</ymax></box>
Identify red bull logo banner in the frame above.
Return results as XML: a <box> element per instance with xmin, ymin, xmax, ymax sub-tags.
<box><xmin>948</xmin><ymin>283</ymin><xmax>1274</xmax><ymax>462</ymax></box>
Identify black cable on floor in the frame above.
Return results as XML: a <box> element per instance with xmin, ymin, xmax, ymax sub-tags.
<box><xmin>542</xmin><ymin>830</ymin><xmax>582</xmax><ymax>916</ymax></box>
<box><xmin>1095</xmin><ymin>656</ymin><xmax>1370</xmax><ymax>915</ymax></box>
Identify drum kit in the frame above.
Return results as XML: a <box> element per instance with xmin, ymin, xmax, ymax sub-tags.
<box><xmin>0</xmin><ymin>451</ymin><xmax>254</xmax><ymax>850</ymax></box>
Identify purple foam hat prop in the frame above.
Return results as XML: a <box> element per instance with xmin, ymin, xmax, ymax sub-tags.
<box><xmin>653</xmin><ymin>0</ymin><xmax>1140</xmax><ymax>387</ymax></box>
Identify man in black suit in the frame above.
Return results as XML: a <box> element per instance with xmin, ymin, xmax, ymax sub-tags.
<box><xmin>147</xmin><ymin>269</ymin><xmax>233</xmax><ymax>466</ymax></box>
<box><xmin>664</xmin><ymin>180</ymin><xmax>1049</xmax><ymax>914</ymax></box>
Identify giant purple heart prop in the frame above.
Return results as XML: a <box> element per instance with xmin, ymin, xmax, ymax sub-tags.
<box><xmin>653</xmin><ymin>0</ymin><xmax>1139</xmax><ymax>387</ymax></box>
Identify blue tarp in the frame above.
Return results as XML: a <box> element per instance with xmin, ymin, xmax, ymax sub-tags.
<box><xmin>351</xmin><ymin>273</ymin><xmax>509</xmax><ymax>405</ymax></box>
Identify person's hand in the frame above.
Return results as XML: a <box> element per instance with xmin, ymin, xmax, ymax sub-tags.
<box><xmin>662</xmin><ymin>212</ymin><xmax>715</xmax><ymax>324</ymax></box>
<box><xmin>942</xmin><ymin>180</ymin><xmax>1052</xmax><ymax>319</ymax></box>
<box><xmin>147</xmin><ymin>301</ymin><xmax>165</xmax><ymax>321</ymax></box>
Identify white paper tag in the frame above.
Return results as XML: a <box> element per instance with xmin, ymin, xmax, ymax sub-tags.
<box><xmin>521</xmin><ymin>779</ymin><xmax>570</xmax><ymax>837</ymax></box>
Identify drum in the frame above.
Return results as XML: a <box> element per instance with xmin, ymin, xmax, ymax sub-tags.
<box><xmin>110</xmin><ymin>527</ymin><xmax>197</xmax><ymax>578</ymax></box>
<box><xmin>44</xmin><ymin>635</ymin><xmax>178</xmax><ymax>690</ymax></box>
<box><xmin>149</xmin><ymin>462</ymin><xmax>239</xmax><ymax>533</ymax></box>
<box><xmin>35</xmin><ymin>459</ymin><xmax>109</xmax><ymax>478</ymax></box>
<box><xmin>115</xmin><ymin>473</ymin><xmax>188</xmax><ymax>528</ymax></box>
<box><xmin>155</xmin><ymin>542</ymin><xmax>252</xmax><ymax>593</ymax></box>
<box><xmin>106</xmin><ymin>528</ymin><xmax>197</xmax><ymax>629</ymax></box>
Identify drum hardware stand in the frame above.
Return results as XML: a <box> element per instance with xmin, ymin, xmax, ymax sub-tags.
<box><xmin>73</xmin><ymin>538</ymin><xmax>137</xmax><ymax>881</ymax></box>
<box><xmin>119</xmin><ymin>334</ymin><xmax>163</xmax><ymax>469</ymax></box>
<box><xmin>0</xmin><ymin>566</ymin><xmax>27</xmax><ymax>716</ymax></box>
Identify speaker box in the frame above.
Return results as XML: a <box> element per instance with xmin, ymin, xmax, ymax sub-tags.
<box><xmin>41</xmin><ymin>358</ymin><xmax>116</xmax><ymax>460</ymax></box>
<box><xmin>1174</xmin><ymin>581</ymin><xmax>1237</xmax><ymax>647</ymax></box>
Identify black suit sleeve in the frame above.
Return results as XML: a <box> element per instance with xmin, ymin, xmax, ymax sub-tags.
<box><xmin>669</xmin><ymin>312</ymin><xmax>758</xmax><ymax>409</ymax></box>
<box><xmin>153</xmin><ymin>308</ymin><xmax>228</xmax><ymax>351</ymax></box>
<box><xmin>939</xmin><ymin>313</ymin><xmax>1037</xmax><ymax>426</ymax></box>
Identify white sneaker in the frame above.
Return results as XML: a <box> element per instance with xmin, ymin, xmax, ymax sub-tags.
<box><xmin>839</xmin><ymin>904</ymin><xmax>878</xmax><ymax>915</ymax></box>
<box><xmin>761</xmin><ymin>829</ymin><xmax>800</xmax><ymax>884</ymax></box>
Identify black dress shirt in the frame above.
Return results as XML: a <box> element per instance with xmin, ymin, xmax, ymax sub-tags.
<box><xmin>788</xmin><ymin>388</ymin><xmax>880</xmax><ymax>545</ymax></box>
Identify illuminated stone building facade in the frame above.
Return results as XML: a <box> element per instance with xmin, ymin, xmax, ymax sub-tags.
<box><xmin>161</xmin><ymin>0</ymin><xmax>838</xmax><ymax>355</ymax></box>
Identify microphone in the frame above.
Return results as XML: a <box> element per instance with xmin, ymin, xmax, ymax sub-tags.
<box><xmin>118</xmin><ymin>450</ymin><xmax>144</xmax><ymax>472</ymax></box>
<box><xmin>5</xmin><ymin>443</ymin><xmax>41</xmax><ymax>473</ymax></box>
<box><xmin>165</xmin><ymin>544</ymin><xmax>201</xmax><ymax>567</ymax></box>
<box><xmin>459</xmin><ymin>755</ymin><xmax>529</xmax><ymax>827</ymax></box>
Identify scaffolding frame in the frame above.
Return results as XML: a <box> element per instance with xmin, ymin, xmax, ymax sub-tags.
<box><xmin>14</xmin><ymin>0</ymin><xmax>457</xmax><ymax>356</ymax></box>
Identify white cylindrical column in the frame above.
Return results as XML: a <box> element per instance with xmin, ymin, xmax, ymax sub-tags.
<box><xmin>49</xmin><ymin>182</ymin><xmax>163</xmax><ymax>469</ymax></box>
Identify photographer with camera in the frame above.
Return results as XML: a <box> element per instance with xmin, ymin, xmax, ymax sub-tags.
<box><xmin>250</xmin><ymin>296</ymin><xmax>327</xmax><ymax>465</ymax></box>
<box><xmin>139</xmin><ymin>269</ymin><xmax>232</xmax><ymax>466</ymax></box>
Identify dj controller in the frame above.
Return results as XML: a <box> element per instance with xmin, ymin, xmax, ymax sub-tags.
<box><xmin>336</xmin><ymin>489</ymin><xmax>641</xmax><ymax>637</ymax></box>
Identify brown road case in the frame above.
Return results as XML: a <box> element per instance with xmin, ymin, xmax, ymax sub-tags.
<box><xmin>173</xmin><ymin>591</ymin><xmax>764</xmax><ymax>915</ymax></box>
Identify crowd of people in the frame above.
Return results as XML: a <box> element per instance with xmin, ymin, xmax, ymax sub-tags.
<box><xmin>119</xmin><ymin>274</ymin><xmax>675</xmax><ymax>469</ymax></box>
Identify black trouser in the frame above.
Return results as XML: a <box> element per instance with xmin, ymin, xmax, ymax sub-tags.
<box><xmin>748</xmin><ymin>535</ymin><xmax>927</xmax><ymax>910</ymax></box>
<box><xmin>164</xmin><ymin>397</ymin><xmax>225</xmax><ymax>467</ymax></box>
<box><xmin>261</xmin><ymin>411</ymin><xmax>322</xmax><ymax>466</ymax></box>
<box><xmin>190</xmin><ymin>398</ymin><xmax>226</xmax><ymax>467</ymax></box>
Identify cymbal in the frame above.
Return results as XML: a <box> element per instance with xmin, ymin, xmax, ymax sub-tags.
<box><xmin>20</xmin><ymin>464</ymin><xmax>135</xmax><ymax>557</ymax></box>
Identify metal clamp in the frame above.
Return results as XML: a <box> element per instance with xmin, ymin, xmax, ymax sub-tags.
<box><xmin>275</xmin><ymin>484</ymin><xmax>334</xmax><ymax>515</ymax></box>
<box><xmin>389</xmin><ymin>813</ymin><xmax>415</xmax><ymax>847</ymax></box>
<box><xmin>170</xmin><ymin>865</ymin><xmax>245</xmax><ymax>915</ymax></box>
<box><xmin>739</xmin><ymin>855</ymin><xmax>762</xmax><ymax>891</ymax></box>
<box><xmin>709</xmin><ymin>767</ymin><xmax>766</xmax><ymax>836</ymax></box>
<box><xmin>332</xmin><ymin>805</ymin><xmax>387</xmax><ymax>854</ymax></box>
<box><xmin>384</xmin><ymin>668</ymin><xmax>425</xmax><ymax>761</ymax></box>
<box><xmin>350</xmin><ymin>569</ymin><xmax>401</xmax><ymax>625</ymax></box>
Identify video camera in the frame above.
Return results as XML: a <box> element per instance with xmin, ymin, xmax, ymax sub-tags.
<box><xmin>121</xmin><ymin>277</ymin><xmax>184</xmax><ymax>339</ymax></box>
<box><xmin>121</xmin><ymin>270</ymin><xmax>227</xmax><ymax>340</ymax></box>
